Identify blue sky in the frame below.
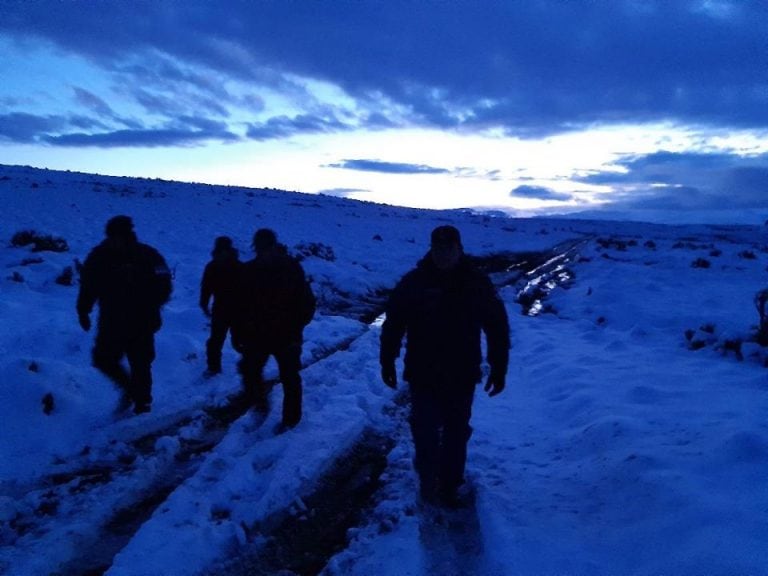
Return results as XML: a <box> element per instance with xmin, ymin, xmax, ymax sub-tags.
<box><xmin>1</xmin><ymin>0</ymin><xmax>768</xmax><ymax>223</ymax></box>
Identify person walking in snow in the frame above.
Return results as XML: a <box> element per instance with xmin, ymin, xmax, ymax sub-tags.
<box><xmin>380</xmin><ymin>225</ymin><xmax>510</xmax><ymax>507</ymax></box>
<box><xmin>76</xmin><ymin>215</ymin><xmax>172</xmax><ymax>415</ymax></box>
<box><xmin>232</xmin><ymin>228</ymin><xmax>316</xmax><ymax>430</ymax></box>
<box><xmin>200</xmin><ymin>236</ymin><xmax>241</xmax><ymax>377</ymax></box>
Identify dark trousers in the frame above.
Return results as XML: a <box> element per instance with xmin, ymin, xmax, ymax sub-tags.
<box><xmin>408</xmin><ymin>378</ymin><xmax>475</xmax><ymax>493</ymax></box>
<box><xmin>92</xmin><ymin>327</ymin><xmax>155</xmax><ymax>407</ymax></box>
<box><xmin>206</xmin><ymin>313</ymin><xmax>232</xmax><ymax>372</ymax></box>
<box><xmin>238</xmin><ymin>341</ymin><xmax>303</xmax><ymax>426</ymax></box>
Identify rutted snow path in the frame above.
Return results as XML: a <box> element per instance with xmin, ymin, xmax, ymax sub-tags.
<box><xmin>106</xmin><ymin>326</ymin><xmax>393</xmax><ymax>576</ymax></box>
<box><xmin>1</xmin><ymin>319</ymin><xmax>372</xmax><ymax>576</ymax></box>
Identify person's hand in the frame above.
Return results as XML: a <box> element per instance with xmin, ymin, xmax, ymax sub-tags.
<box><xmin>78</xmin><ymin>312</ymin><xmax>91</xmax><ymax>332</ymax></box>
<box><xmin>381</xmin><ymin>362</ymin><xmax>397</xmax><ymax>389</ymax></box>
<box><xmin>484</xmin><ymin>372</ymin><xmax>505</xmax><ymax>397</ymax></box>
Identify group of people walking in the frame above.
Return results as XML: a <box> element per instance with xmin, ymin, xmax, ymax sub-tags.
<box><xmin>199</xmin><ymin>227</ymin><xmax>316</xmax><ymax>429</ymax></box>
<box><xmin>77</xmin><ymin>216</ymin><xmax>510</xmax><ymax>507</ymax></box>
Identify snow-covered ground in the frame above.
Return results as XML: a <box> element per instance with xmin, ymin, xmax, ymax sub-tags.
<box><xmin>1</xmin><ymin>164</ymin><xmax>767</xmax><ymax>575</ymax></box>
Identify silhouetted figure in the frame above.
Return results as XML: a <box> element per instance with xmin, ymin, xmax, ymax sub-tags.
<box><xmin>233</xmin><ymin>228</ymin><xmax>316</xmax><ymax>429</ymax></box>
<box><xmin>200</xmin><ymin>236</ymin><xmax>241</xmax><ymax>376</ymax></box>
<box><xmin>77</xmin><ymin>216</ymin><xmax>172</xmax><ymax>415</ymax></box>
<box><xmin>380</xmin><ymin>225</ymin><xmax>510</xmax><ymax>507</ymax></box>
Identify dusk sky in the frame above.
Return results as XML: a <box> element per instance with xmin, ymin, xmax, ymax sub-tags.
<box><xmin>2</xmin><ymin>0</ymin><xmax>768</xmax><ymax>223</ymax></box>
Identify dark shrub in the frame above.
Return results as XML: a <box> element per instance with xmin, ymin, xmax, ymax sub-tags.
<box><xmin>55</xmin><ymin>266</ymin><xmax>74</xmax><ymax>286</ymax></box>
<box><xmin>722</xmin><ymin>339</ymin><xmax>744</xmax><ymax>361</ymax></box>
<box><xmin>20</xmin><ymin>257</ymin><xmax>44</xmax><ymax>266</ymax></box>
<box><xmin>294</xmin><ymin>242</ymin><xmax>336</xmax><ymax>262</ymax></box>
<box><xmin>11</xmin><ymin>230</ymin><xmax>69</xmax><ymax>252</ymax></box>
<box><xmin>42</xmin><ymin>393</ymin><xmax>54</xmax><ymax>415</ymax></box>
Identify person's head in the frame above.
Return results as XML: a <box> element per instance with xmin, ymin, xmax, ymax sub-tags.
<box><xmin>212</xmin><ymin>235</ymin><xmax>234</xmax><ymax>256</ymax></box>
<box><xmin>252</xmin><ymin>228</ymin><xmax>278</xmax><ymax>256</ymax></box>
<box><xmin>105</xmin><ymin>215</ymin><xmax>137</xmax><ymax>247</ymax></box>
<box><xmin>430</xmin><ymin>225</ymin><xmax>463</xmax><ymax>270</ymax></box>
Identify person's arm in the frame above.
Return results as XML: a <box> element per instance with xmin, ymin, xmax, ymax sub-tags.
<box><xmin>152</xmin><ymin>249</ymin><xmax>173</xmax><ymax>307</ymax></box>
<box><xmin>480</xmin><ymin>276</ymin><xmax>510</xmax><ymax>396</ymax></box>
<box><xmin>380</xmin><ymin>277</ymin><xmax>411</xmax><ymax>389</ymax></box>
<box><xmin>76</xmin><ymin>249</ymin><xmax>99</xmax><ymax>331</ymax></box>
<box><xmin>200</xmin><ymin>263</ymin><xmax>213</xmax><ymax>316</ymax></box>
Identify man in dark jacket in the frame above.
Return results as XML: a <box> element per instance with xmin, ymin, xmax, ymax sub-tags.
<box><xmin>200</xmin><ymin>236</ymin><xmax>241</xmax><ymax>377</ymax></box>
<box><xmin>233</xmin><ymin>228</ymin><xmax>316</xmax><ymax>430</ymax></box>
<box><xmin>77</xmin><ymin>215</ymin><xmax>172</xmax><ymax>415</ymax></box>
<box><xmin>380</xmin><ymin>225</ymin><xmax>510</xmax><ymax>506</ymax></box>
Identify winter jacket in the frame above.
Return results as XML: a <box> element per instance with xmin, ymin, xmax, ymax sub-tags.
<box><xmin>380</xmin><ymin>254</ymin><xmax>510</xmax><ymax>384</ymax></box>
<box><xmin>233</xmin><ymin>245</ymin><xmax>316</xmax><ymax>347</ymax></box>
<box><xmin>77</xmin><ymin>238</ymin><xmax>172</xmax><ymax>334</ymax></box>
<box><xmin>200</xmin><ymin>248</ymin><xmax>241</xmax><ymax>318</ymax></box>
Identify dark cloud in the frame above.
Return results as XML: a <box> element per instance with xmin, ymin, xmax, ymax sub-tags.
<box><xmin>68</xmin><ymin>114</ymin><xmax>111</xmax><ymax>131</ymax></box>
<box><xmin>1</xmin><ymin>0</ymin><xmax>767</xmax><ymax>140</ymax></box>
<box><xmin>511</xmin><ymin>185</ymin><xmax>572</xmax><ymax>202</ymax></box>
<box><xmin>0</xmin><ymin>113</ymin><xmax>66</xmax><ymax>142</ymax></box>
<box><xmin>44</xmin><ymin>124</ymin><xmax>239</xmax><ymax>148</ymax></box>
<box><xmin>72</xmin><ymin>87</ymin><xmax>115</xmax><ymax>118</ymax></box>
<box><xmin>129</xmin><ymin>87</ymin><xmax>231</xmax><ymax>120</ymax></box>
<box><xmin>0</xmin><ymin>81</ymin><xmax>241</xmax><ymax>148</ymax></box>
<box><xmin>41</xmin><ymin>115</ymin><xmax>238</xmax><ymax>147</ymax></box>
<box><xmin>578</xmin><ymin>151</ymin><xmax>768</xmax><ymax>212</ymax></box>
<box><xmin>114</xmin><ymin>56</ymin><xmax>238</xmax><ymax>118</ymax></box>
<box><xmin>724</xmin><ymin>166</ymin><xmax>768</xmax><ymax>203</ymax></box>
<box><xmin>0</xmin><ymin>111</ymin><xmax>238</xmax><ymax>148</ymax></box>
<box><xmin>598</xmin><ymin>185</ymin><xmax>711</xmax><ymax>212</ymax></box>
<box><xmin>246</xmin><ymin>113</ymin><xmax>350</xmax><ymax>140</ymax></box>
<box><xmin>329</xmin><ymin>159</ymin><xmax>450</xmax><ymax>175</ymax></box>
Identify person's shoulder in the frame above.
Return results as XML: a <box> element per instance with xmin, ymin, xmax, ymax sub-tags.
<box><xmin>87</xmin><ymin>240</ymin><xmax>107</xmax><ymax>255</ymax></box>
<box><xmin>395</xmin><ymin>263</ymin><xmax>427</xmax><ymax>291</ymax></box>
<box><xmin>240</xmin><ymin>257</ymin><xmax>262</xmax><ymax>278</ymax></box>
<box><xmin>136</xmin><ymin>241</ymin><xmax>163</xmax><ymax>258</ymax></box>
<box><xmin>240</xmin><ymin>256</ymin><xmax>257</xmax><ymax>269</ymax></box>
<box><xmin>402</xmin><ymin>265</ymin><xmax>423</xmax><ymax>280</ymax></box>
<box><xmin>84</xmin><ymin>240</ymin><xmax>112</xmax><ymax>263</ymax></box>
<box><xmin>210</xmin><ymin>254</ymin><xmax>241</xmax><ymax>269</ymax></box>
<box><xmin>276</xmin><ymin>250</ymin><xmax>305</xmax><ymax>272</ymax></box>
<box><xmin>135</xmin><ymin>242</ymin><xmax>170</xmax><ymax>272</ymax></box>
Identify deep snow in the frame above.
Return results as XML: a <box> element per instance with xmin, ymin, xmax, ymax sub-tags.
<box><xmin>1</xmin><ymin>164</ymin><xmax>767</xmax><ymax>575</ymax></box>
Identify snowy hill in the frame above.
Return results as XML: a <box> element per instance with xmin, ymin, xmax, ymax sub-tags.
<box><xmin>1</xmin><ymin>163</ymin><xmax>767</xmax><ymax>575</ymax></box>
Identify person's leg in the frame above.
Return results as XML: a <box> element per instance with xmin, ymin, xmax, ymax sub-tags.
<box><xmin>126</xmin><ymin>332</ymin><xmax>156</xmax><ymax>413</ymax></box>
<box><xmin>92</xmin><ymin>329</ymin><xmax>131</xmax><ymax>399</ymax></box>
<box><xmin>438</xmin><ymin>383</ymin><xmax>475</xmax><ymax>500</ymax></box>
<box><xmin>274</xmin><ymin>342</ymin><xmax>303</xmax><ymax>428</ymax></box>
<box><xmin>205</xmin><ymin>313</ymin><xmax>228</xmax><ymax>374</ymax></box>
<box><xmin>237</xmin><ymin>345</ymin><xmax>271</xmax><ymax>413</ymax></box>
<box><xmin>409</xmin><ymin>381</ymin><xmax>441</xmax><ymax>501</ymax></box>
